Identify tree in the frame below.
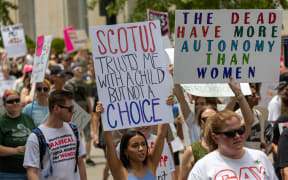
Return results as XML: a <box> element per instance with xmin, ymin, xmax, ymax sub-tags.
<box><xmin>87</xmin><ymin>0</ymin><xmax>288</xmax><ymax>34</ymax></box>
<box><xmin>0</xmin><ymin>0</ymin><xmax>18</xmax><ymax>26</ymax></box>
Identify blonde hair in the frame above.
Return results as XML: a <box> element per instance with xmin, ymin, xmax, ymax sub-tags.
<box><xmin>204</xmin><ymin>110</ymin><xmax>240</xmax><ymax>152</ymax></box>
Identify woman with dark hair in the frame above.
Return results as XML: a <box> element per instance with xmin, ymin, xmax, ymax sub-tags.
<box><xmin>0</xmin><ymin>90</ymin><xmax>35</xmax><ymax>179</ymax></box>
<box><xmin>95</xmin><ymin>95</ymin><xmax>174</xmax><ymax>180</ymax></box>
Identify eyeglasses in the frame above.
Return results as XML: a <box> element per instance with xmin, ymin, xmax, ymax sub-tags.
<box><xmin>200</xmin><ymin>117</ymin><xmax>208</xmax><ymax>122</ymax></box>
<box><xmin>37</xmin><ymin>87</ymin><xmax>49</xmax><ymax>92</ymax></box>
<box><xmin>6</xmin><ymin>98</ymin><xmax>20</xmax><ymax>104</ymax></box>
<box><xmin>57</xmin><ymin>104</ymin><xmax>74</xmax><ymax>112</ymax></box>
<box><xmin>214</xmin><ymin>125</ymin><xmax>246</xmax><ymax>138</ymax></box>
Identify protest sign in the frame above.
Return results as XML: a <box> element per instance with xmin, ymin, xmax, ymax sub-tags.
<box><xmin>259</xmin><ymin>82</ymin><xmax>278</xmax><ymax>108</ymax></box>
<box><xmin>1</xmin><ymin>24</ymin><xmax>27</xmax><ymax>58</ymax></box>
<box><xmin>31</xmin><ymin>35</ymin><xmax>52</xmax><ymax>83</ymax></box>
<box><xmin>68</xmin><ymin>30</ymin><xmax>89</xmax><ymax>50</ymax></box>
<box><xmin>181</xmin><ymin>83</ymin><xmax>251</xmax><ymax>97</ymax></box>
<box><xmin>71</xmin><ymin>101</ymin><xmax>92</xmax><ymax>131</ymax></box>
<box><xmin>147</xmin><ymin>9</ymin><xmax>170</xmax><ymax>37</ymax></box>
<box><xmin>90</xmin><ymin>21</ymin><xmax>173</xmax><ymax>131</ymax></box>
<box><xmin>174</xmin><ymin>10</ymin><xmax>282</xmax><ymax>83</ymax></box>
<box><xmin>63</xmin><ymin>26</ymin><xmax>75</xmax><ymax>53</ymax></box>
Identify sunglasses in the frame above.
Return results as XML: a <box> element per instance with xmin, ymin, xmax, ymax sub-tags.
<box><xmin>200</xmin><ymin>117</ymin><xmax>208</xmax><ymax>122</ymax></box>
<box><xmin>214</xmin><ymin>125</ymin><xmax>246</xmax><ymax>138</ymax></box>
<box><xmin>37</xmin><ymin>87</ymin><xmax>49</xmax><ymax>92</ymax></box>
<box><xmin>57</xmin><ymin>104</ymin><xmax>74</xmax><ymax>112</ymax></box>
<box><xmin>6</xmin><ymin>98</ymin><xmax>20</xmax><ymax>104</ymax></box>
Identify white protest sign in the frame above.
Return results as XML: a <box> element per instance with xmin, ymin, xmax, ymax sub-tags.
<box><xmin>68</xmin><ymin>30</ymin><xmax>89</xmax><ymax>50</ymax></box>
<box><xmin>71</xmin><ymin>101</ymin><xmax>92</xmax><ymax>131</ymax></box>
<box><xmin>169</xmin><ymin>123</ymin><xmax>184</xmax><ymax>152</ymax></box>
<box><xmin>90</xmin><ymin>21</ymin><xmax>173</xmax><ymax>131</ymax></box>
<box><xmin>31</xmin><ymin>35</ymin><xmax>52</xmax><ymax>83</ymax></box>
<box><xmin>1</xmin><ymin>24</ymin><xmax>27</xmax><ymax>58</ymax></box>
<box><xmin>174</xmin><ymin>10</ymin><xmax>282</xmax><ymax>83</ymax></box>
<box><xmin>259</xmin><ymin>82</ymin><xmax>278</xmax><ymax>108</ymax></box>
<box><xmin>181</xmin><ymin>83</ymin><xmax>251</xmax><ymax>97</ymax></box>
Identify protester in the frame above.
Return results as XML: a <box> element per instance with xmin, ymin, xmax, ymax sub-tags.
<box><xmin>63</xmin><ymin>63</ymin><xmax>95</xmax><ymax>166</ymax></box>
<box><xmin>235</xmin><ymin>84</ymin><xmax>264</xmax><ymax>150</ymax></box>
<box><xmin>23</xmin><ymin>90</ymin><xmax>87</xmax><ymax>180</ymax></box>
<box><xmin>0</xmin><ymin>90</ymin><xmax>35</xmax><ymax>179</ymax></box>
<box><xmin>26</xmin><ymin>48</ymin><xmax>34</xmax><ymax>65</ymax></box>
<box><xmin>95</xmin><ymin>93</ymin><xmax>174</xmax><ymax>180</ymax></box>
<box><xmin>13</xmin><ymin>64</ymin><xmax>33</xmax><ymax>92</ymax></box>
<box><xmin>73</xmin><ymin>49</ymin><xmax>89</xmax><ymax>72</ymax></box>
<box><xmin>276</xmin><ymin>116</ymin><xmax>288</xmax><ymax>179</ymax></box>
<box><xmin>267</xmin><ymin>72</ymin><xmax>288</xmax><ymax>122</ymax></box>
<box><xmin>22</xmin><ymin>79</ymin><xmax>50</xmax><ymax>127</ymax></box>
<box><xmin>187</xmin><ymin>78</ymin><xmax>276</xmax><ymax>179</ymax></box>
<box><xmin>9</xmin><ymin>63</ymin><xmax>23</xmax><ymax>78</ymax></box>
<box><xmin>1</xmin><ymin>64</ymin><xmax>16</xmax><ymax>80</ymax></box>
<box><xmin>50</xmin><ymin>66</ymin><xmax>67</xmax><ymax>91</ymax></box>
<box><xmin>180</xmin><ymin>105</ymin><xmax>217</xmax><ymax>180</ymax></box>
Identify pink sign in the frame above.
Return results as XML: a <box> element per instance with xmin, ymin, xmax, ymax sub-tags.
<box><xmin>35</xmin><ymin>35</ymin><xmax>44</xmax><ymax>56</ymax></box>
<box><xmin>63</xmin><ymin>26</ymin><xmax>75</xmax><ymax>53</ymax></box>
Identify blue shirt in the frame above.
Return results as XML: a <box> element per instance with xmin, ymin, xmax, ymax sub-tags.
<box><xmin>128</xmin><ymin>167</ymin><xmax>155</xmax><ymax>180</ymax></box>
<box><xmin>23</xmin><ymin>101</ymin><xmax>49</xmax><ymax>127</ymax></box>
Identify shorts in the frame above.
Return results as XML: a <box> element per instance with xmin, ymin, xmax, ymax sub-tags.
<box><xmin>173</xmin><ymin>151</ymin><xmax>180</xmax><ymax>166</ymax></box>
<box><xmin>0</xmin><ymin>172</ymin><xmax>27</xmax><ymax>180</ymax></box>
<box><xmin>83</xmin><ymin>121</ymin><xmax>92</xmax><ymax>141</ymax></box>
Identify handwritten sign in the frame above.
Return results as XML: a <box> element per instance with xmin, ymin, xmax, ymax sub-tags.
<box><xmin>182</xmin><ymin>83</ymin><xmax>251</xmax><ymax>97</ymax></box>
<box><xmin>174</xmin><ymin>10</ymin><xmax>282</xmax><ymax>83</ymax></box>
<box><xmin>68</xmin><ymin>30</ymin><xmax>89</xmax><ymax>50</ymax></box>
<box><xmin>30</xmin><ymin>35</ymin><xmax>52</xmax><ymax>83</ymax></box>
<box><xmin>90</xmin><ymin>21</ymin><xmax>173</xmax><ymax>131</ymax></box>
<box><xmin>1</xmin><ymin>24</ymin><xmax>27</xmax><ymax>58</ymax></box>
<box><xmin>71</xmin><ymin>101</ymin><xmax>92</xmax><ymax>131</ymax></box>
<box><xmin>63</xmin><ymin>26</ymin><xmax>75</xmax><ymax>53</ymax></box>
<box><xmin>147</xmin><ymin>9</ymin><xmax>170</xmax><ymax>37</ymax></box>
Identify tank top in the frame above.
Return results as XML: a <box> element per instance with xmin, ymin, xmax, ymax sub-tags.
<box><xmin>191</xmin><ymin>141</ymin><xmax>208</xmax><ymax>163</ymax></box>
<box><xmin>128</xmin><ymin>167</ymin><xmax>155</xmax><ymax>180</ymax></box>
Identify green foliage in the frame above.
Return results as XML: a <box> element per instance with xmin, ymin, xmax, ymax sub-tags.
<box><xmin>88</xmin><ymin>0</ymin><xmax>288</xmax><ymax>35</ymax></box>
<box><xmin>51</xmin><ymin>38</ymin><xmax>65</xmax><ymax>54</ymax></box>
<box><xmin>0</xmin><ymin>0</ymin><xmax>17</xmax><ymax>26</ymax></box>
<box><xmin>25</xmin><ymin>35</ymin><xmax>35</xmax><ymax>50</ymax></box>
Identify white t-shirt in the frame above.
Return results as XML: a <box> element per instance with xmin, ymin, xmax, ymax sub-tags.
<box><xmin>185</xmin><ymin>112</ymin><xmax>201</xmax><ymax>145</ymax></box>
<box><xmin>267</xmin><ymin>95</ymin><xmax>281</xmax><ymax>122</ymax></box>
<box><xmin>23</xmin><ymin>122</ymin><xmax>86</xmax><ymax>180</ymax></box>
<box><xmin>188</xmin><ymin>148</ymin><xmax>278</xmax><ymax>180</ymax></box>
<box><xmin>116</xmin><ymin>134</ymin><xmax>175</xmax><ymax>180</ymax></box>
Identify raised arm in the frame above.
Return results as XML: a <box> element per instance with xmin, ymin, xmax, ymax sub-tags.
<box><xmin>147</xmin><ymin>94</ymin><xmax>173</xmax><ymax>170</ymax></box>
<box><xmin>170</xmin><ymin>64</ymin><xmax>191</xmax><ymax>120</ymax></box>
<box><xmin>95</xmin><ymin>102</ymin><xmax>125</xmax><ymax>179</ymax></box>
<box><xmin>228</xmin><ymin>77</ymin><xmax>254</xmax><ymax>139</ymax></box>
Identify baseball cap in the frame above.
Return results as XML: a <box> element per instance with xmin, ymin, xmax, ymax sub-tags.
<box><xmin>23</xmin><ymin>65</ymin><xmax>33</xmax><ymax>74</ymax></box>
<box><xmin>277</xmin><ymin>72</ymin><xmax>288</xmax><ymax>91</ymax></box>
<box><xmin>50</xmin><ymin>66</ymin><xmax>66</xmax><ymax>77</ymax></box>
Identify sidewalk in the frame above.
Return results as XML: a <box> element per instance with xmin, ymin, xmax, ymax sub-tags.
<box><xmin>86</xmin><ymin>146</ymin><xmax>113</xmax><ymax>180</ymax></box>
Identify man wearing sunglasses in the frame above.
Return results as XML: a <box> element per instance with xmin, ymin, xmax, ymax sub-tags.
<box><xmin>24</xmin><ymin>90</ymin><xmax>87</xmax><ymax>180</ymax></box>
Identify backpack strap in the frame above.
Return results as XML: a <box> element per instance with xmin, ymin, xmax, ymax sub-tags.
<box><xmin>69</xmin><ymin>123</ymin><xmax>79</xmax><ymax>173</ymax></box>
<box><xmin>32</xmin><ymin>128</ymin><xmax>47</xmax><ymax>170</ymax></box>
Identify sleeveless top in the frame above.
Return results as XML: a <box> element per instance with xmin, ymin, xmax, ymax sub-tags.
<box><xmin>191</xmin><ymin>141</ymin><xmax>208</xmax><ymax>163</ymax></box>
<box><xmin>128</xmin><ymin>167</ymin><xmax>155</xmax><ymax>180</ymax></box>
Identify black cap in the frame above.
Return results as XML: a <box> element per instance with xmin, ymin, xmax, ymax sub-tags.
<box><xmin>50</xmin><ymin>66</ymin><xmax>66</xmax><ymax>77</ymax></box>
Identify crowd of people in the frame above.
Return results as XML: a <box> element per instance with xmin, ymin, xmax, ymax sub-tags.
<box><xmin>0</xmin><ymin>45</ymin><xmax>288</xmax><ymax>180</ymax></box>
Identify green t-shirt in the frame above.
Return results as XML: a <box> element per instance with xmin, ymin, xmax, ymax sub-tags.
<box><xmin>191</xmin><ymin>141</ymin><xmax>208</xmax><ymax>164</ymax></box>
<box><xmin>0</xmin><ymin>113</ymin><xmax>35</xmax><ymax>173</ymax></box>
